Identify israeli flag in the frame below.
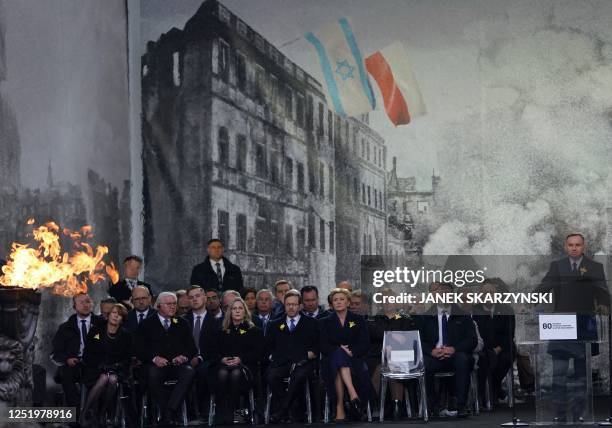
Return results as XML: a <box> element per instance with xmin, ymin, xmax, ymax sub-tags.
<box><xmin>305</xmin><ymin>18</ymin><xmax>376</xmax><ymax>118</ymax></box>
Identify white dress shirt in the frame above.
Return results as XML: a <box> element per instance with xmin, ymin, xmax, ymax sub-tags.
<box><xmin>210</xmin><ymin>258</ymin><xmax>225</xmax><ymax>278</ymax></box>
<box><xmin>193</xmin><ymin>309</ymin><xmax>207</xmax><ymax>328</ymax></box>
<box><xmin>77</xmin><ymin>314</ymin><xmax>92</xmax><ymax>356</ymax></box>
<box><xmin>286</xmin><ymin>314</ymin><xmax>301</xmax><ymax>330</ymax></box>
<box><xmin>569</xmin><ymin>256</ymin><xmax>583</xmax><ymax>272</ymax></box>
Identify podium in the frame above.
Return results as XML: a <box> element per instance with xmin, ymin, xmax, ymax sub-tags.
<box><xmin>516</xmin><ymin>312</ymin><xmax>608</xmax><ymax>425</ymax></box>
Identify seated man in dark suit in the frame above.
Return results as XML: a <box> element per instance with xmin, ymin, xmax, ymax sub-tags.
<box><xmin>473</xmin><ymin>278</ymin><xmax>515</xmax><ymax>404</ymax></box>
<box><xmin>205</xmin><ymin>288</ymin><xmax>223</xmax><ymax>320</ymax></box>
<box><xmin>123</xmin><ymin>285</ymin><xmax>157</xmax><ymax>334</ymax></box>
<box><xmin>221</xmin><ymin>289</ymin><xmax>240</xmax><ymax>314</ymax></box>
<box><xmin>99</xmin><ymin>297</ymin><xmax>117</xmax><ymax>320</ymax></box>
<box><xmin>535</xmin><ymin>233</ymin><xmax>610</xmax><ymax>422</ymax></box>
<box><xmin>417</xmin><ymin>282</ymin><xmax>477</xmax><ymax>418</ymax></box>
<box><xmin>272</xmin><ymin>280</ymin><xmax>292</xmax><ymax>318</ymax></box>
<box><xmin>51</xmin><ymin>293</ymin><xmax>105</xmax><ymax>409</ymax></box>
<box><xmin>190</xmin><ymin>239</ymin><xmax>244</xmax><ymax>292</ymax></box>
<box><xmin>266</xmin><ymin>290</ymin><xmax>319</xmax><ymax>423</ymax></box>
<box><xmin>123</xmin><ymin>285</ymin><xmax>158</xmax><ymax>422</ymax></box>
<box><xmin>300</xmin><ymin>285</ymin><xmax>329</xmax><ymax>319</ymax></box>
<box><xmin>134</xmin><ymin>291</ymin><xmax>197</xmax><ymax>424</ymax></box>
<box><xmin>253</xmin><ymin>289</ymin><xmax>275</xmax><ymax>335</ymax></box>
<box><xmin>184</xmin><ymin>286</ymin><xmax>222</xmax><ymax>411</ymax></box>
<box><xmin>108</xmin><ymin>255</ymin><xmax>152</xmax><ymax>308</ymax></box>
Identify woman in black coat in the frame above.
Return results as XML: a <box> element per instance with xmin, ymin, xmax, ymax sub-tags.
<box><xmin>319</xmin><ymin>288</ymin><xmax>371</xmax><ymax>421</ymax></box>
<box><xmin>80</xmin><ymin>304</ymin><xmax>131</xmax><ymax>427</ymax></box>
<box><xmin>212</xmin><ymin>297</ymin><xmax>263</xmax><ymax>424</ymax></box>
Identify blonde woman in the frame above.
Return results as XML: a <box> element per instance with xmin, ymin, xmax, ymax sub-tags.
<box><xmin>319</xmin><ymin>288</ymin><xmax>371</xmax><ymax>421</ymax></box>
<box><xmin>212</xmin><ymin>297</ymin><xmax>263</xmax><ymax>424</ymax></box>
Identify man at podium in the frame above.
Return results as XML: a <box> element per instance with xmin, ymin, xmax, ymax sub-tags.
<box><xmin>537</xmin><ymin>233</ymin><xmax>610</xmax><ymax>423</ymax></box>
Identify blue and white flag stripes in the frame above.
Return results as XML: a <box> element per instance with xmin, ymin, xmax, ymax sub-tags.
<box><xmin>305</xmin><ymin>18</ymin><xmax>376</xmax><ymax>118</ymax></box>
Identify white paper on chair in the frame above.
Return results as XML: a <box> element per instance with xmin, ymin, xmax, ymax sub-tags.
<box><xmin>390</xmin><ymin>350</ymin><xmax>414</xmax><ymax>363</ymax></box>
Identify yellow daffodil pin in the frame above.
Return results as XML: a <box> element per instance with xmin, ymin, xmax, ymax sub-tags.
<box><xmin>94</xmin><ymin>334</ymin><xmax>100</xmax><ymax>340</ymax></box>
<box><xmin>280</xmin><ymin>324</ymin><xmax>286</xmax><ymax>330</ymax></box>
<box><xmin>349</xmin><ymin>321</ymin><xmax>356</xmax><ymax>328</ymax></box>
<box><xmin>172</xmin><ymin>318</ymin><xmax>178</xmax><ymax>324</ymax></box>
<box><xmin>239</xmin><ymin>329</ymin><xmax>246</xmax><ymax>335</ymax></box>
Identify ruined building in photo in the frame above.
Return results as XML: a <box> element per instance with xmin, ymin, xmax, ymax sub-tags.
<box><xmin>141</xmin><ymin>0</ymin><xmax>392</xmax><ymax>291</ymax></box>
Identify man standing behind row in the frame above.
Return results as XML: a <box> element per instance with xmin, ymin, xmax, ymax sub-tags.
<box><xmin>108</xmin><ymin>255</ymin><xmax>152</xmax><ymax>307</ymax></box>
<box><xmin>190</xmin><ymin>239</ymin><xmax>244</xmax><ymax>292</ymax></box>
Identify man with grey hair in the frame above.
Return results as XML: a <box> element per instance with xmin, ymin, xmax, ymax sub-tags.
<box><xmin>221</xmin><ymin>289</ymin><xmax>240</xmax><ymax>314</ymax></box>
<box><xmin>253</xmin><ymin>289</ymin><xmax>274</xmax><ymax>334</ymax></box>
<box><xmin>135</xmin><ymin>291</ymin><xmax>197</xmax><ymax>424</ymax></box>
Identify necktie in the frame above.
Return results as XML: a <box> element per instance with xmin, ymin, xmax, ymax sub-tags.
<box><xmin>572</xmin><ymin>262</ymin><xmax>577</xmax><ymax>272</ymax></box>
<box><xmin>289</xmin><ymin>318</ymin><xmax>296</xmax><ymax>332</ymax></box>
<box><xmin>80</xmin><ymin>320</ymin><xmax>88</xmax><ymax>354</ymax></box>
<box><xmin>307</xmin><ymin>312</ymin><xmax>315</xmax><ymax>318</ymax></box>
<box><xmin>441</xmin><ymin>311</ymin><xmax>448</xmax><ymax>346</ymax></box>
<box><xmin>138</xmin><ymin>313</ymin><xmax>144</xmax><ymax>324</ymax></box>
<box><xmin>164</xmin><ymin>319</ymin><xmax>170</xmax><ymax>330</ymax></box>
<box><xmin>193</xmin><ymin>315</ymin><xmax>202</xmax><ymax>349</ymax></box>
<box><xmin>215</xmin><ymin>263</ymin><xmax>223</xmax><ymax>285</ymax></box>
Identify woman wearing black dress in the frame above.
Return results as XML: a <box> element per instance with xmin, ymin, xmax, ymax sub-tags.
<box><xmin>319</xmin><ymin>288</ymin><xmax>371</xmax><ymax>421</ymax></box>
<box><xmin>79</xmin><ymin>303</ymin><xmax>131</xmax><ymax>427</ymax></box>
<box><xmin>213</xmin><ymin>297</ymin><xmax>263</xmax><ymax>424</ymax></box>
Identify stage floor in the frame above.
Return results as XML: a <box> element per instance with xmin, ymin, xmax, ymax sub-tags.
<box><xmin>261</xmin><ymin>397</ymin><xmax>612</xmax><ymax>428</ymax></box>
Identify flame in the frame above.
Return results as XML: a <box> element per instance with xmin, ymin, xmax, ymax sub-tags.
<box><xmin>0</xmin><ymin>219</ymin><xmax>120</xmax><ymax>296</ymax></box>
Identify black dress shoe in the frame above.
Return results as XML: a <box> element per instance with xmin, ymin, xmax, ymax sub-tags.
<box><xmin>349</xmin><ymin>398</ymin><xmax>363</xmax><ymax>420</ymax></box>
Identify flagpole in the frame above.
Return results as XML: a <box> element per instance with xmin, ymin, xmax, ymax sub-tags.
<box><xmin>278</xmin><ymin>36</ymin><xmax>302</xmax><ymax>50</ymax></box>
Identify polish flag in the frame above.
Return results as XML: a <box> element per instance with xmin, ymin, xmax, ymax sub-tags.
<box><xmin>365</xmin><ymin>42</ymin><xmax>426</xmax><ymax>126</ymax></box>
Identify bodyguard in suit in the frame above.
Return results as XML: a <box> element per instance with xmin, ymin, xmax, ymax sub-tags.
<box><xmin>266</xmin><ymin>290</ymin><xmax>319</xmax><ymax>423</ymax></box>
<box><xmin>108</xmin><ymin>255</ymin><xmax>152</xmax><ymax>307</ymax></box>
<box><xmin>123</xmin><ymin>285</ymin><xmax>157</xmax><ymax>333</ymax></box>
<box><xmin>190</xmin><ymin>239</ymin><xmax>244</xmax><ymax>292</ymax></box>
<box><xmin>417</xmin><ymin>282</ymin><xmax>477</xmax><ymax>417</ymax></box>
<box><xmin>51</xmin><ymin>293</ymin><xmax>105</xmax><ymax>409</ymax></box>
<box><xmin>536</xmin><ymin>233</ymin><xmax>610</xmax><ymax>422</ymax></box>
<box><xmin>184</xmin><ymin>286</ymin><xmax>222</xmax><ymax>407</ymax></box>
<box><xmin>134</xmin><ymin>292</ymin><xmax>197</xmax><ymax>424</ymax></box>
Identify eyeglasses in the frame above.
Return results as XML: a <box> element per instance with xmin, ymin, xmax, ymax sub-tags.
<box><xmin>160</xmin><ymin>302</ymin><xmax>177</xmax><ymax>306</ymax></box>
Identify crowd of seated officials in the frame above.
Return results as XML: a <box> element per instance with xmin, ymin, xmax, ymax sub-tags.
<box><xmin>50</xmin><ymin>245</ymin><xmax>519</xmax><ymax>426</ymax></box>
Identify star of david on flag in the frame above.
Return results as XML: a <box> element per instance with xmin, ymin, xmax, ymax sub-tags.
<box><xmin>305</xmin><ymin>18</ymin><xmax>375</xmax><ymax>118</ymax></box>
